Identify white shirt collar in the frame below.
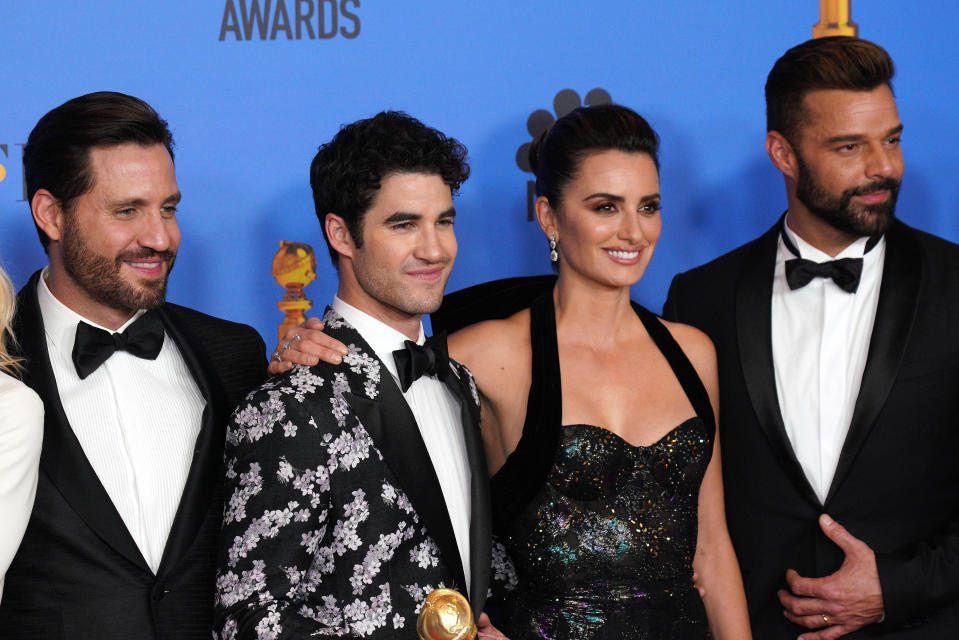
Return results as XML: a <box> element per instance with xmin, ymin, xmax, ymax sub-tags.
<box><xmin>36</xmin><ymin>267</ymin><xmax>147</xmax><ymax>359</ymax></box>
<box><xmin>331</xmin><ymin>296</ymin><xmax>425</xmax><ymax>381</ymax></box>
<box><xmin>781</xmin><ymin>217</ymin><xmax>886</xmax><ymax>263</ymax></box>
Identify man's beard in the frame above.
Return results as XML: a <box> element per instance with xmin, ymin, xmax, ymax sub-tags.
<box><xmin>61</xmin><ymin>218</ymin><xmax>175</xmax><ymax>315</ymax></box>
<box><xmin>795</xmin><ymin>152</ymin><xmax>900</xmax><ymax>237</ymax></box>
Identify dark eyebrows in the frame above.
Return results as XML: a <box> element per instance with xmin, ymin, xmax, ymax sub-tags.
<box><xmin>824</xmin><ymin>134</ymin><xmax>863</xmax><ymax>145</ymax></box>
<box><xmin>383</xmin><ymin>207</ymin><xmax>456</xmax><ymax>225</ymax></box>
<box><xmin>383</xmin><ymin>212</ymin><xmax>420</xmax><ymax>224</ymax></box>
<box><xmin>108</xmin><ymin>191</ymin><xmax>181</xmax><ymax>209</ymax></box>
<box><xmin>825</xmin><ymin>123</ymin><xmax>903</xmax><ymax>145</ymax></box>
<box><xmin>582</xmin><ymin>192</ymin><xmax>661</xmax><ymax>203</ymax></box>
<box><xmin>583</xmin><ymin>192</ymin><xmax>624</xmax><ymax>203</ymax></box>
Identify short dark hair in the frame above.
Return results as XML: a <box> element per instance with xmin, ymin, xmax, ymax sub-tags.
<box><xmin>23</xmin><ymin>91</ymin><xmax>175</xmax><ymax>251</ymax></box>
<box><xmin>765</xmin><ymin>36</ymin><xmax>895</xmax><ymax>142</ymax></box>
<box><xmin>310</xmin><ymin>111</ymin><xmax>470</xmax><ymax>265</ymax></box>
<box><xmin>529</xmin><ymin>104</ymin><xmax>659</xmax><ymax>208</ymax></box>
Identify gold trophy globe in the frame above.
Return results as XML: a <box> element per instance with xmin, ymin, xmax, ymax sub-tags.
<box><xmin>271</xmin><ymin>241</ymin><xmax>317</xmax><ymax>344</ymax></box>
<box><xmin>416</xmin><ymin>588</ymin><xmax>476</xmax><ymax>640</ymax></box>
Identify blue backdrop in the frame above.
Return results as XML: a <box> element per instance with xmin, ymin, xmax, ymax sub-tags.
<box><xmin>2</xmin><ymin>1</ymin><xmax>957</xmax><ymax>347</ymax></box>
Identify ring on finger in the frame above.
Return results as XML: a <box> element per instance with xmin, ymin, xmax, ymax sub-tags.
<box><xmin>821</xmin><ymin>613</ymin><xmax>830</xmax><ymax>625</ymax></box>
<box><xmin>272</xmin><ymin>351</ymin><xmax>283</xmax><ymax>362</ymax></box>
<box><xmin>282</xmin><ymin>341</ymin><xmax>292</xmax><ymax>351</ymax></box>
<box><xmin>292</xmin><ymin>333</ymin><xmax>302</xmax><ymax>342</ymax></box>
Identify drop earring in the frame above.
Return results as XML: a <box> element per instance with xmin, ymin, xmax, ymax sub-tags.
<box><xmin>549</xmin><ymin>236</ymin><xmax>558</xmax><ymax>263</ymax></box>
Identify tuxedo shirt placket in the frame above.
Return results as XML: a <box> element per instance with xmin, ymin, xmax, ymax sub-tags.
<box><xmin>772</xmin><ymin>225</ymin><xmax>885</xmax><ymax>503</ymax></box>
<box><xmin>36</xmin><ymin>274</ymin><xmax>205</xmax><ymax>572</ymax></box>
<box><xmin>332</xmin><ymin>297</ymin><xmax>473</xmax><ymax>594</ymax></box>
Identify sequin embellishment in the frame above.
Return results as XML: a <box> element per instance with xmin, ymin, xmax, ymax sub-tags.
<box><xmin>500</xmin><ymin>419</ymin><xmax>712</xmax><ymax>639</ymax></box>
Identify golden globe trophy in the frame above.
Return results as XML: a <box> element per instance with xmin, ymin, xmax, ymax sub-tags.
<box><xmin>271</xmin><ymin>241</ymin><xmax>317</xmax><ymax>344</ymax></box>
<box><xmin>813</xmin><ymin>0</ymin><xmax>857</xmax><ymax>38</ymax></box>
<box><xmin>416</xmin><ymin>588</ymin><xmax>476</xmax><ymax>640</ymax></box>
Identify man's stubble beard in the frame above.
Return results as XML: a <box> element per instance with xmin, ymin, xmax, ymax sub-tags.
<box><xmin>61</xmin><ymin>215</ymin><xmax>176</xmax><ymax>315</ymax></box>
<box><xmin>794</xmin><ymin>151</ymin><xmax>900</xmax><ymax>237</ymax></box>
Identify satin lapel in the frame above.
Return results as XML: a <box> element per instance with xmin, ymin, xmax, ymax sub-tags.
<box><xmin>824</xmin><ymin>222</ymin><xmax>921</xmax><ymax>505</ymax></box>
<box><xmin>735</xmin><ymin>224</ymin><xmax>819</xmax><ymax>505</ymax></box>
<box><xmin>442</xmin><ymin>365</ymin><xmax>491</xmax><ymax>614</ymax></box>
<box><xmin>333</xmin><ymin>320</ymin><xmax>467</xmax><ymax>592</ymax></box>
<box><xmin>153</xmin><ymin>305</ymin><xmax>226</xmax><ymax>579</ymax></box>
<box><xmin>14</xmin><ymin>271</ymin><xmax>149</xmax><ymax>572</ymax></box>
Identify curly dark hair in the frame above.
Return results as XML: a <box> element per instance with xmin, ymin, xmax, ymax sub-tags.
<box><xmin>766</xmin><ymin>36</ymin><xmax>895</xmax><ymax>143</ymax></box>
<box><xmin>310</xmin><ymin>111</ymin><xmax>470</xmax><ymax>265</ymax></box>
<box><xmin>528</xmin><ymin>104</ymin><xmax>659</xmax><ymax>209</ymax></box>
<box><xmin>23</xmin><ymin>91</ymin><xmax>175</xmax><ymax>253</ymax></box>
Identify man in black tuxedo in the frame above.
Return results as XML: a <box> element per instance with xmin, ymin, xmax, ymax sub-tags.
<box><xmin>214</xmin><ymin>112</ymin><xmax>501</xmax><ymax>638</ymax></box>
<box><xmin>0</xmin><ymin>92</ymin><xmax>267</xmax><ymax>639</ymax></box>
<box><xmin>664</xmin><ymin>37</ymin><xmax>959</xmax><ymax>638</ymax></box>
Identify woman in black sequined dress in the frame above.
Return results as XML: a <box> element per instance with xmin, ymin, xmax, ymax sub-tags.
<box><xmin>448</xmin><ymin>105</ymin><xmax>751</xmax><ymax>639</ymax></box>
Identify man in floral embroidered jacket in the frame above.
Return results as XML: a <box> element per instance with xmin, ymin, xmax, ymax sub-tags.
<box><xmin>214</xmin><ymin>112</ymin><xmax>508</xmax><ymax>638</ymax></box>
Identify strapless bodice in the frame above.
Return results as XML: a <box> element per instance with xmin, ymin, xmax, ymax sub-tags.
<box><xmin>497</xmin><ymin>419</ymin><xmax>712</xmax><ymax>638</ymax></box>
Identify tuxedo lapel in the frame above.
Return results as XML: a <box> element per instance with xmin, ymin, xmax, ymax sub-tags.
<box><xmin>153</xmin><ymin>305</ymin><xmax>227</xmax><ymax>579</ymax></box>
<box><xmin>442</xmin><ymin>365</ymin><xmax>491</xmax><ymax>613</ymax></box>
<box><xmin>824</xmin><ymin>221</ymin><xmax>921</xmax><ymax>505</ymax></box>
<box><xmin>329</xmin><ymin>315</ymin><xmax>468</xmax><ymax>593</ymax></box>
<box><xmin>14</xmin><ymin>271</ymin><xmax>149</xmax><ymax>572</ymax></box>
<box><xmin>735</xmin><ymin>223</ymin><xmax>819</xmax><ymax>505</ymax></box>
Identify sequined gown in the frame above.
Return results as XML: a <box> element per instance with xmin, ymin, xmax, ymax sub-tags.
<box><xmin>491</xmin><ymin>294</ymin><xmax>714</xmax><ymax>639</ymax></box>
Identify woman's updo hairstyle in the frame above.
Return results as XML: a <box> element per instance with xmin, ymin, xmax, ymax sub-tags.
<box><xmin>528</xmin><ymin>104</ymin><xmax>659</xmax><ymax>208</ymax></box>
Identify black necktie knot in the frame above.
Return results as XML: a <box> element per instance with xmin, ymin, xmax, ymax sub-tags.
<box><xmin>392</xmin><ymin>333</ymin><xmax>450</xmax><ymax>392</ymax></box>
<box><xmin>72</xmin><ymin>311</ymin><xmax>165</xmax><ymax>380</ymax></box>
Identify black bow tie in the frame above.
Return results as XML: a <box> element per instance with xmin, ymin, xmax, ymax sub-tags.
<box><xmin>72</xmin><ymin>311</ymin><xmax>165</xmax><ymax>380</ymax></box>
<box><xmin>392</xmin><ymin>333</ymin><xmax>450</xmax><ymax>393</ymax></box>
<box><xmin>785</xmin><ymin>258</ymin><xmax>863</xmax><ymax>293</ymax></box>
<box><xmin>781</xmin><ymin>225</ymin><xmax>880</xmax><ymax>294</ymax></box>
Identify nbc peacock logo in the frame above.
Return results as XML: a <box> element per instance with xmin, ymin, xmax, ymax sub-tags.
<box><xmin>516</xmin><ymin>88</ymin><xmax>612</xmax><ymax>221</ymax></box>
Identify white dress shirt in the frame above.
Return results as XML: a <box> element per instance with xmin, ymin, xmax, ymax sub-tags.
<box><xmin>332</xmin><ymin>297</ymin><xmax>473</xmax><ymax>594</ymax></box>
<box><xmin>0</xmin><ymin>371</ymin><xmax>43</xmax><ymax>603</ymax></box>
<box><xmin>37</xmin><ymin>272</ymin><xmax>205</xmax><ymax>573</ymax></box>
<box><xmin>772</xmin><ymin>221</ymin><xmax>885</xmax><ymax>503</ymax></box>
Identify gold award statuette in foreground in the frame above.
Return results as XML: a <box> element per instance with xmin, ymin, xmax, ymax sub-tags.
<box><xmin>417</xmin><ymin>588</ymin><xmax>476</xmax><ymax>640</ymax></box>
<box><xmin>272</xmin><ymin>241</ymin><xmax>317</xmax><ymax>344</ymax></box>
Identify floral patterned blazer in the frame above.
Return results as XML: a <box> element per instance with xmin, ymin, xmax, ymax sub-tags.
<box><xmin>214</xmin><ymin>308</ymin><xmax>493</xmax><ymax>638</ymax></box>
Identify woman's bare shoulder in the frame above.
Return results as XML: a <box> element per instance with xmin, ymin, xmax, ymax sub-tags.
<box><xmin>657</xmin><ymin>318</ymin><xmax>717</xmax><ymax>378</ymax></box>
<box><xmin>448</xmin><ymin>308</ymin><xmax>531</xmax><ymax>372</ymax></box>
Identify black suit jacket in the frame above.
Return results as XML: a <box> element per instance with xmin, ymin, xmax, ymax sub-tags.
<box><xmin>664</xmin><ymin>219</ymin><xmax>959</xmax><ymax>638</ymax></box>
<box><xmin>214</xmin><ymin>307</ymin><xmax>492</xmax><ymax>638</ymax></box>
<box><xmin>0</xmin><ymin>270</ymin><xmax>267</xmax><ymax>639</ymax></box>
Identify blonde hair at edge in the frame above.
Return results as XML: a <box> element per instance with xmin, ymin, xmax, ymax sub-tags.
<box><xmin>0</xmin><ymin>263</ymin><xmax>23</xmax><ymax>376</ymax></box>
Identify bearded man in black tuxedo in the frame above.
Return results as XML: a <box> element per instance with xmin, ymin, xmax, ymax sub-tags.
<box><xmin>0</xmin><ymin>92</ymin><xmax>268</xmax><ymax>639</ymax></box>
<box><xmin>664</xmin><ymin>37</ymin><xmax>959</xmax><ymax>639</ymax></box>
